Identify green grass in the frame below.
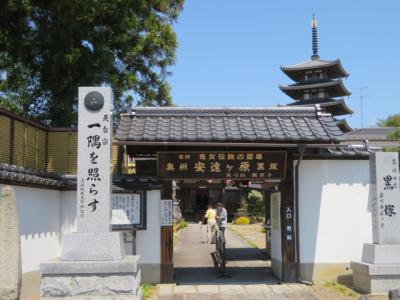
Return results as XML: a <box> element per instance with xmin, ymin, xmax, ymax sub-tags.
<box><xmin>323</xmin><ymin>280</ymin><xmax>359</xmax><ymax>298</ymax></box>
<box><xmin>227</xmin><ymin>225</ymin><xmax>258</xmax><ymax>249</ymax></box>
<box><xmin>141</xmin><ymin>284</ymin><xmax>155</xmax><ymax>299</ymax></box>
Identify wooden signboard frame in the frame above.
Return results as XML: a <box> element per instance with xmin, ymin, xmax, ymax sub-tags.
<box><xmin>157</xmin><ymin>151</ymin><xmax>287</xmax><ymax>180</ymax></box>
<box><xmin>111</xmin><ymin>190</ymin><xmax>147</xmax><ymax>230</ymax></box>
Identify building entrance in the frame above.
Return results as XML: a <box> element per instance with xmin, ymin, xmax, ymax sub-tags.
<box><xmin>195</xmin><ymin>189</ymin><xmax>209</xmax><ymax>211</ymax></box>
<box><xmin>172</xmin><ymin>179</ymin><xmax>277</xmax><ymax>284</ymax></box>
<box><xmin>180</xmin><ymin>184</ymin><xmax>223</xmax><ymax>222</ymax></box>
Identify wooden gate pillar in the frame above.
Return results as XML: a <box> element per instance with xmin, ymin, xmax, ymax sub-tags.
<box><xmin>279</xmin><ymin>154</ymin><xmax>297</xmax><ymax>282</ymax></box>
<box><xmin>160</xmin><ymin>180</ymin><xmax>174</xmax><ymax>283</ymax></box>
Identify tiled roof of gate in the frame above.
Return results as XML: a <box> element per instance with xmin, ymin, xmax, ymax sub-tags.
<box><xmin>116</xmin><ymin>106</ymin><xmax>344</xmax><ymax>144</ymax></box>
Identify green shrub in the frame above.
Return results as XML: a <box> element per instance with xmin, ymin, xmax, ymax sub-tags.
<box><xmin>141</xmin><ymin>284</ymin><xmax>155</xmax><ymax>299</ymax></box>
<box><xmin>255</xmin><ymin>216</ymin><xmax>265</xmax><ymax>222</ymax></box>
<box><xmin>178</xmin><ymin>219</ymin><xmax>188</xmax><ymax>229</ymax></box>
<box><xmin>235</xmin><ymin>216</ymin><xmax>250</xmax><ymax>225</ymax></box>
<box><xmin>247</xmin><ymin>190</ymin><xmax>264</xmax><ymax>216</ymax></box>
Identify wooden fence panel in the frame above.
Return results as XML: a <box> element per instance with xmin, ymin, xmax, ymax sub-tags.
<box><xmin>0</xmin><ymin>115</ymin><xmax>11</xmax><ymax>164</ymax></box>
<box><xmin>68</xmin><ymin>132</ymin><xmax>78</xmax><ymax>174</ymax></box>
<box><xmin>13</xmin><ymin>120</ymin><xmax>25</xmax><ymax>167</ymax></box>
<box><xmin>37</xmin><ymin>129</ymin><xmax>47</xmax><ymax>171</ymax></box>
<box><xmin>25</xmin><ymin>124</ymin><xmax>37</xmax><ymax>169</ymax></box>
<box><xmin>47</xmin><ymin>132</ymin><xmax>71</xmax><ymax>173</ymax></box>
<box><xmin>0</xmin><ymin>110</ymin><xmax>119</xmax><ymax>174</ymax></box>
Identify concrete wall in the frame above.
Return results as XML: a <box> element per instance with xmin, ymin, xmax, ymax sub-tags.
<box><xmin>60</xmin><ymin>190</ymin><xmax>77</xmax><ymax>239</ymax></box>
<box><xmin>136</xmin><ymin>190</ymin><xmax>162</xmax><ymax>283</ymax></box>
<box><xmin>0</xmin><ymin>184</ymin><xmax>162</xmax><ymax>283</ymax></box>
<box><xmin>298</xmin><ymin>160</ymin><xmax>372</xmax><ymax>283</ymax></box>
<box><xmin>0</xmin><ymin>184</ymin><xmax>63</xmax><ymax>273</ymax></box>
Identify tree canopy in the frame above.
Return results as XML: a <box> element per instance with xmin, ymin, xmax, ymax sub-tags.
<box><xmin>0</xmin><ymin>0</ymin><xmax>184</xmax><ymax>126</ymax></box>
<box><xmin>377</xmin><ymin>113</ymin><xmax>400</xmax><ymax>140</ymax></box>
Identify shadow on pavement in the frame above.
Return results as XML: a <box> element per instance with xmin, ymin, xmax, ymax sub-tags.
<box><xmin>225</xmin><ymin>247</ymin><xmax>267</xmax><ymax>261</ymax></box>
<box><xmin>175</xmin><ymin>266</ymin><xmax>277</xmax><ymax>285</ymax></box>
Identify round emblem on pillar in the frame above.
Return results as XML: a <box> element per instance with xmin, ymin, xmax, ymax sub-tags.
<box><xmin>84</xmin><ymin>91</ymin><xmax>104</xmax><ymax>111</ymax></box>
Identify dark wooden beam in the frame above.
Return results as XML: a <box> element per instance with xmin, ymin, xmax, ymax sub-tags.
<box><xmin>160</xmin><ymin>180</ymin><xmax>174</xmax><ymax>283</ymax></box>
<box><xmin>279</xmin><ymin>153</ymin><xmax>297</xmax><ymax>282</ymax></box>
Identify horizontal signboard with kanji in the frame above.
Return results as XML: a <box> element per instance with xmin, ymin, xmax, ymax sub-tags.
<box><xmin>157</xmin><ymin>151</ymin><xmax>286</xmax><ymax>180</ymax></box>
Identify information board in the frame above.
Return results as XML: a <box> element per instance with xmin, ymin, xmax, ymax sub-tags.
<box><xmin>270</xmin><ymin>192</ymin><xmax>281</xmax><ymax>231</ymax></box>
<box><xmin>111</xmin><ymin>193</ymin><xmax>141</xmax><ymax>226</ymax></box>
<box><xmin>160</xmin><ymin>199</ymin><xmax>173</xmax><ymax>226</ymax></box>
<box><xmin>158</xmin><ymin>151</ymin><xmax>286</xmax><ymax>180</ymax></box>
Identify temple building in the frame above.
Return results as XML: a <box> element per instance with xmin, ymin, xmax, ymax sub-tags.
<box><xmin>280</xmin><ymin>15</ymin><xmax>353</xmax><ymax>132</ymax></box>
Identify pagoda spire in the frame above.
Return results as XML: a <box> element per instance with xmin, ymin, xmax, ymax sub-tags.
<box><xmin>311</xmin><ymin>14</ymin><xmax>319</xmax><ymax>60</ymax></box>
<box><xmin>280</xmin><ymin>15</ymin><xmax>353</xmax><ymax>132</ymax></box>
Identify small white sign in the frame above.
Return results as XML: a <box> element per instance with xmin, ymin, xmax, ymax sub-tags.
<box><xmin>270</xmin><ymin>192</ymin><xmax>281</xmax><ymax>231</ymax></box>
<box><xmin>111</xmin><ymin>194</ymin><xmax>141</xmax><ymax>225</ymax></box>
<box><xmin>160</xmin><ymin>199</ymin><xmax>173</xmax><ymax>226</ymax></box>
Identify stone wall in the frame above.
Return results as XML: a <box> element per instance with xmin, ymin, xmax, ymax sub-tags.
<box><xmin>41</xmin><ymin>272</ymin><xmax>141</xmax><ymax>299</ymax></box>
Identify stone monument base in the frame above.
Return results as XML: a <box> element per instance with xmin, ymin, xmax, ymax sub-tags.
<box><xmin>351</xmin><ymin>243</ymin><xmax>400</xmax><ymax>294</ymax></box>
<box><xmin>351</xmin><ymin>261</ymin><xmax>400</xmax><ymax>294</ymax></box>
<box><xmin>40</xmin><ymin>256</ymin><xmax>141</xmax><ymax>299</ymax></box>
<box><xmin>361</xmin><ymin>244</ymin><xmax>400</xmax><ymax>264</ymax></box>
<box><xmin>61</xmin><ymin>232</ymin><xmax>126</xmax><ymax>261</ymax></box>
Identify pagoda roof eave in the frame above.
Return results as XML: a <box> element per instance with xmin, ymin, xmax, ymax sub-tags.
<box><xmin>336</xmin><ymin>119</ymin><xmax>352</xmax><ymax>133</ymax></box>
<box><xmin>279</xmin><ymin>79</ymin><xmax>351</xmax><ymax>100</ymax></box>
<box><xmin>287</xmin><ymin>98</ymin><xmax>353</xmax><ymax>116</ymax></box>
<box><xmin>280</xmin><ymin>59</ymin><xmax>349</xmax><ymax>81</ymax></box>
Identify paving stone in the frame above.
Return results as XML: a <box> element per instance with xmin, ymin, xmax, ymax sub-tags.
<box><xmin>187</xmin><ymin>294</ymin><xmax>212</xmax><ymax>300</ymax></box>
<box><xmin>157</xmin><ymin>295</ymin><xmax>174</xmax><ymax>300</ymax></box>
<box><xmin>244</xmin><ymin>284</ymin><xmax>271</xmax><ymax>294</ymax></box>
<box><xmin>158</xmin><ymin>284</ymin><xmax>174</xmax><ymax>296</ymax></box>
<box><xmin>197</xmin><ymin>285</ymin><xmax>219</xmax><ymax>294</ymax></box>
<box><xmin>301</xmin><ymin>291</ymin><xmax>321</xmax><ymax>300</ymax></box>
<box><xmin>246</xmin><ymin>292</ymin><xmax>270</xmax><ymax>300</ymax></box>
<box><xmin>174</xmin><ymin>285</ymin><xmax>197</xmax><ymax>294</ymax></box>
<box><xmin>286</xmin><ymin>283</ymin><xmax>307</xmax><ymax>291</ymax></box>
<box><xmin>219</xmin><ymin>285</ymin><xmax>245</xmax><ymax>294</ymax></box>
<box><xmin>270</xmin><ymin>284</ymin><xmax>293</xmax><ymax>294</ymax></box>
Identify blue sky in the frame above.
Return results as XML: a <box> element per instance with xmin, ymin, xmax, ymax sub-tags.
<box><xmin>168</xmin><ymin>0</ymin><xmax>400</xmax><ymax>129</ymax></box>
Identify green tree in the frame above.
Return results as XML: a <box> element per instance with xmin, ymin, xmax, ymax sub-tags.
<box><xmin>247</xmin><ymin>190</ymin><xmax>264</xmax><ymax>216</ymax></box>
<box><xmin>377</xmin><ymin>114</ymin><xmax>400</xmax><ymax>140</ymax></box>
<box><xmin>0</xmin><ymin>0</ymin><xmax>183</xmax><ymax>126</ymax></box>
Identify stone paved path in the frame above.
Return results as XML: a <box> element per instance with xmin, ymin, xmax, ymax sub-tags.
<box><xmin>157</xmin><ymin>223</ymin><xmax>362</xmax><ymax>299</ymax></box>
<box><xmin>156</xmin><ymin>281</ymin><xmax>372</xmax><ymax>300</ymax></box>
<box><xmin>157</xmin><ymin>283</ymin><xmax>325</xmax><ymax>300</ymax></box>
<box><xmin>174</xmin><ymin>223</ymin><xmax>273</xmax><ymax>284</ymax></box>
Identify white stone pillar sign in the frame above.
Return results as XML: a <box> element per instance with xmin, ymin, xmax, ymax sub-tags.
<box><xmin>60</xmin><ymin>87</ymin><xmax>124</xmax><ymax>261</ymax></box>
<box><xmin>370</xmin><ymin>152</ymin><xmax>400</xmax><ymax>244</ymax></box>
<box><xmin>40</xmin><ymin>87</ymin><xmax>141</xmax><ymax>300</ymax></box>
<box><xmin>351</xmin><ymin>152</ymin><xmax>400</xmax><ymax>294</ymax></box>
<box><xmin>77</xmin><ymin>87</ymin><xmax>113</xmax><ymax>233</ymax></box>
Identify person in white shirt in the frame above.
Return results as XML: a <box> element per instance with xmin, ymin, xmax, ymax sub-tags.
<box><xmin>216</xmin><ymin>202</ymin><xmax>227</xmax><ymax>238</ymax></box>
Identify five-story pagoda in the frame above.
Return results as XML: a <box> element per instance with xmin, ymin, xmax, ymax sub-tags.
<box><xmin>279</xmin><ymin>15</ymin><xmax>353</xmax><ymax>132</ymax></box>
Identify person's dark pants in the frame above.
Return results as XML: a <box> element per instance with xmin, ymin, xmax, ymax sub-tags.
<box><xmin>220</xmin><ymin>226</ymin><xmax>225</xmax><ymax>238</ymax></box>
